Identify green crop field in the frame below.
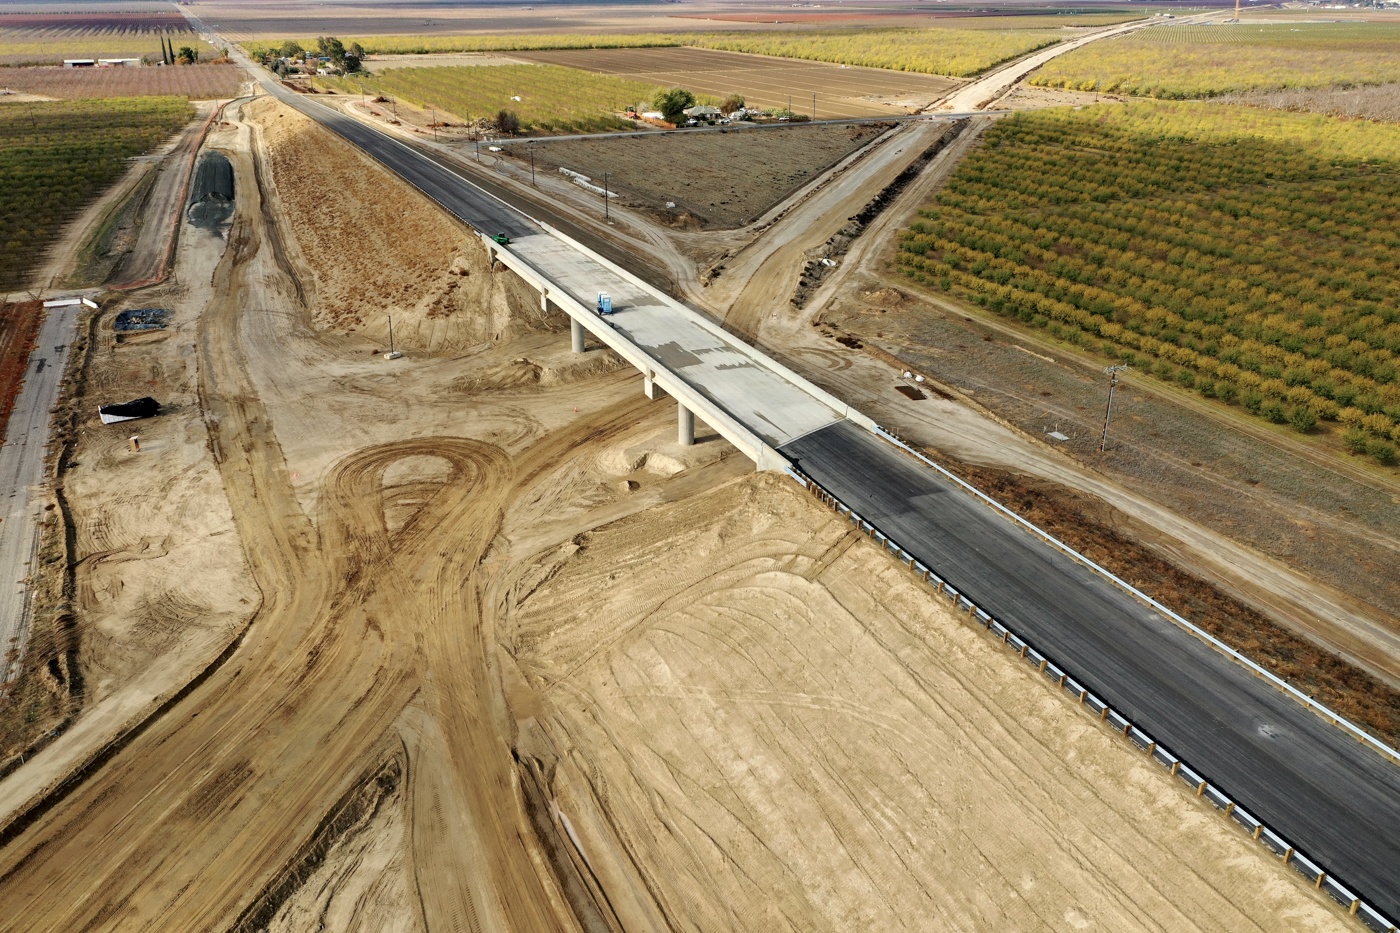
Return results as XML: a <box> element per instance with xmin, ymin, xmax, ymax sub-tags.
<box><xmin>897</xmin><ymin>103</ymin><xmax>1400</xmax><ymax>466</ymax></box>
<box><xmin>316</xmin><ymin>64</ymin><xmax>661</xmax><ymax>134</ymax></box>
<box><xmin>0</xmin><ymin>97</ymin><xmax>193</xmax><ymax>290</ymax></box>
<box><xmin>1029</xmin><ymin>22</ymin><xmax>1400</xmax><ymax>97</ymax></box>
<box><xmin>696</xmin><ymin>27</ymin><xmax>1066</xmax><ymax>78</ymax></box>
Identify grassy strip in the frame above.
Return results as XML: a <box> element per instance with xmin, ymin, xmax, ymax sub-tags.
<box><xmin>1029</xmin><ymin>22</ymin><xmax>1400</xmax><ymax>98</ymax></box>
<box><xmin>317</xmin><ymin>64</ymin><xmax>660</xmax><ymax>134</ymax></box>
<box><xmin>939</xmin><ymin>456</ymin><xmax>1400</xmax><ymax>748</ymax></box>
<box><xmin>898</xmin><ymin>104</ymin><xmax>1400</xmax><ymax>466</ymax></box>
<box><xmin>0</xmin><ymin>96</ymin><xmax>193</xmax><ymax>291</ymax></box>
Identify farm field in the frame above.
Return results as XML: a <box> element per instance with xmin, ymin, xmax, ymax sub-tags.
<box><xmin>896</xmin><ymin>103</ymin><xmax>1400</xmax><ymax>467</ymax></box>
<box><xmin>1029</xmin><ymin>22</ymin><xmax>1400</xmax><ymax>97</ymax></box>
<box><xmin>0</xmin><ymin>11</ymin><xmax>206</xmax><ymax>66</ymax></box>
<box><xmin>253</xmin><ymin>25</ymin><xmax>1075</xmax><ymax>79</ymax></box>
<box><xmin>515</xmin><ymin>47</ymin><xmax>956</xmax><ymax>118</ymax></box>
<box><xmin>243</xmin><ymin>31</ymin><xmax>689</xmax><ymax>59</ymax></box>
<box><xmin>315</xmin><ymin>64</ymin><xmax>657</xmax><ymax>134</ymax></box>
<box><xmin>0</xmin><ymin>96</ymin><xmax>193</xmax><ymax>291</ymax></box>
<box><xmin>696</xmin><ymin>26</ymin><xmax>1068</xmax><ymax>77</ymax></box>
<box><xmin>1223</xmin><ymin>82</ymin><xmax>1400</xmax><ymax>124</ymax></box>
<box><xmin>508</xmin><ymin>121</ymin><xmax>890</xmax><ymax>228</ymax></box>
<box><xmin>0</xmin><ymin>65</ymin><xmax>242</xmax><ymax>101</ymax></box>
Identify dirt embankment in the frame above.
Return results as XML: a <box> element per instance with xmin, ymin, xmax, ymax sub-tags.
<box><xmin>247</xmin><ymin>96</ymin><xmax>567</xmax><ymax>352</ymax></box>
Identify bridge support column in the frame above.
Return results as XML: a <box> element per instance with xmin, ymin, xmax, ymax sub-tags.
<box><xmin>571</xmin><ymin>317</ymin><xmax>585</xmax><ymax>353</ymax></box>
<box><xmin>643</xmin><ymin>371</ymin><xmax>665</xmax><ymax>400</ymax></box>
<box><xmin>678</xmin><ymin>403</ymin><xmax>694</xmax><ymax>447</ymax></box>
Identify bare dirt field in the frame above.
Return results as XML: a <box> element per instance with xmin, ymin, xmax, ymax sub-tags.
<box><xmin>0</xmin><ymin>76</ymin><xmax>1361</xmax><ymax>931</ymax></box>
<box><xmin>514</xmin><ymin>46</ymin><xmax>958</xmax><ymax>117</ymax></box>
<box><xmin>507</xmin><ymin>121</ymin><xmax>891</xmax><ymax>229</ymax></box>
<box><xmin>0</xmin><ymin>65</ymin><xmax>242</xmax><ymax>101</ymax></box>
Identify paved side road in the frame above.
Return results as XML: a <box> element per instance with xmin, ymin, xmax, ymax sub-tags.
<box><xmin>780</xmin><ymin>420</ymin><xmax>1400</xmax><ymax>924</ymax></box>
<box><xmin>0</xmin><ymin>303</ymin><xmax>81</xmax><ymax>683</ymax></box>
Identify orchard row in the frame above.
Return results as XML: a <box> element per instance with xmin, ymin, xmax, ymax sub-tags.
<box><xmin>899</xmin><ymin>106</ymin><xmax>1400</xmax><ymax>466</ymax></box>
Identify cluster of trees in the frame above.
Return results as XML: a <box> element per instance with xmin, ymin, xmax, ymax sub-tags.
<box><xmin>156</xmin><ymin>34</ymin><xmax>199</xmax><ymax>65</ymax></box>
<box><xmin>0</xmin><ymin>97</ymin><xmax>193</xmax><ymax>290</ymax></box>
<box><xmin>1029</xmin><ymin>23</ymin><xmax>1400</xmax><ymax>98</ymax></box>
<box><xmin>899</xmin><ymin>108</ymin><xmax>1400</xmax><ymax>465</ymax></box>
<box><xmin>263</xmin><ymin>36</ymin><xmax>365</xmax><ymax>75</ymax></box>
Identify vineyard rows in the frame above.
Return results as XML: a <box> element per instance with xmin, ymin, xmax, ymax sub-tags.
<box><xmin>2</xmin><ymin>64</ymin><xmax>241</xmax><ymax>101</ymax></box>
<box><xmin>317</xmin><ymin>65</ymin><xmax>659</xmax><ymax>134</ymax></box>
<box><xmin>0</xmin><ymin>97</ymin><xmax>193</xmax><ymax>291</ymax></box>
<box><xmin>898</xmin><ymin>105</ymin><xmax>1400</xmax><ymax>466</ymax></box>
<box><xmin>1029</xmin><ymin>22</ymin><xmax>1400</xmax><ymax>97</ymax></box>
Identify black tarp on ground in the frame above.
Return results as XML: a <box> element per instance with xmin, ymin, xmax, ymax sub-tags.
<box><xmin>98</xmin><ymin>396</ymin><xmax>159</xmax><ymax>424</ymax></box>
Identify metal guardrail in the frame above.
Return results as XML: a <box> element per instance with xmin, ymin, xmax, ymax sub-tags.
<box><xmin>862</xmin><ymin>424</ymin><xmax>1400</xmax><ymax>768</ymax></box>
<box><xmin>785</xmin><ymin>463</ymin><xmax>1398</xmax><ymax>933</ymax></box>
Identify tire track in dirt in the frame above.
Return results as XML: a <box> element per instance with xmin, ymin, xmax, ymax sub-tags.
<box><xmin>0</xmin><ymin>110</ymin><xmax>661</xmax><ymax>930</ymax></box>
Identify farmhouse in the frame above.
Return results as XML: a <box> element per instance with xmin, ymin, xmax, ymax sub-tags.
<box><xmin>684</xmin><ymin>104</ymin><xmax>722</xmax><ymax>120</ymax></box>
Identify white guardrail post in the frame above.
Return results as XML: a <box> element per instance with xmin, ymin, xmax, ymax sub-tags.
<box><xmin>783</xmin><ymin>463</ymin><xmax>1399</xmax><ymax>933</ymax></box>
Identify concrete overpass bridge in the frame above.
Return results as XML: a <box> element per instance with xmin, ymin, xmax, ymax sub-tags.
<box><xmin>254</xmin><ymin>78</ymin><xmax>1400</xmax><ymax>929</ymax></box>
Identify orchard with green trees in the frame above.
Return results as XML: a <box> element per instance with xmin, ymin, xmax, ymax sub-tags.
<box><xmin>898</xmin><ymin>104</ymin><xmax>1400</xmax><ymax>466</ymax></box>
<box><xmin>0</xmin><ymin>97</ymin><xmax>192</xmax><ymax>290</ymax></box>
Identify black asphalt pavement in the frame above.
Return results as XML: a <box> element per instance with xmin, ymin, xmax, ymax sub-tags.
<box><xmin>261</xmin><ymin>82</ymin><xmax>681</xmax><ymax>294</ymax></box>
<box><xmin>782</xmin><ymin>420</ymin><xmax>1400</xmax><ymax>922</ymax></box>
<box><xmin>261</xmin><ymin>78</ymin><xmax>1400</xmax><ymax>924</ymax></box>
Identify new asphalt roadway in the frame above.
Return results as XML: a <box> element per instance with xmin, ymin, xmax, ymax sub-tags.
<box><xmin>783</xmin><ymin>421</ymin><xmax>1400</xmax><ymax>923</ymax></box>
<box><xmin>262</xmin><ymin>80</ymin><xmax>1400</xmax><ymax>925</ymax></box>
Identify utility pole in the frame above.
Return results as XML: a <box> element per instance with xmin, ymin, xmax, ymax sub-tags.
<box><xmin>528</xmin><ymin>146</ymin><xmax>537</xmax><ymax>186</ymax></box>
<box><xmin>601</xmin><ymin>172</ymin><xmax>611</xmax><ymax>222</ymax></box>
<box><xmin>812</xmin><ymin>93</ymin><xmax>816</xmax><ymax>120</ymax></box>
<box><xmin>1099</xmin><ymin>365</ymin><xmax>1130</xmax><ymax>451</ymax></box>
<box><xmin>431</xmin><ymin>108</ymin><xmax>437</xmax><ymax>140</ymax></box>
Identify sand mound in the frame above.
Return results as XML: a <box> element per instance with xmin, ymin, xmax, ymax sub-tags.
<box><xmin>247</xmin><ymin>98</ymin><xmax>565</xmax><ymax>352</ymax></box>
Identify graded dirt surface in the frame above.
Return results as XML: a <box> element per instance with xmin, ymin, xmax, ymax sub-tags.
<box><xmin>509</xmin><ymin>121</ymin><xmax>891</xmax><ymax>228</ymax></box>
<box><xmin>0</xmin><ymin>60</ymin><xmax>1369</xmax><ymax>933</ymax></box>
<box><xmin>504</xmin><ymin>473</ymin><xmax>1349</xmax><ymax>933</ymax></box>
<box><xmin>514</xmin><ymin>46</ymin><xmax>958</xmax><ymax>117</ymax></box>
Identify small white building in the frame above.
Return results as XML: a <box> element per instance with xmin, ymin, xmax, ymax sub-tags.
<box><xmin>63</xmin><ymin>59</ymin><xmax>96</xmax><ymax>68</ymax></box>
<box><xmin>99</xmin><ymin>58</ymin><xmax>142</xmax><ymax>67</ymax></box>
